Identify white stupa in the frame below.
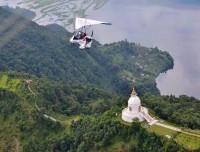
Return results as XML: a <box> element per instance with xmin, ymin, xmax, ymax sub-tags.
<box><xmin>122</xmin><ymin>87</ymin><xmax>156</xmax><ymax>124</ymax></box>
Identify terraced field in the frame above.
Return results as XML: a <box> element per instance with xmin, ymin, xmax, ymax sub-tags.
<box><xmin>0</xmin><ymin>0</ymin><xmax>109</xmax><ymax>31</ymax></box>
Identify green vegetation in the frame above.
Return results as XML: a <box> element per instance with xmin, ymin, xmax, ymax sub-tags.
<box><xmin>147</xmin><ymin>124</ymin><xmax>177</xmax><ymax>136</ymax></box>
<box><xmin>175</xmin><ymin>133</ymin><xmax>200</xmax><ymax>150</ymax></box>
<box><xmin>0</xmin><ymin>72</ymin><xmax>116</xmax><ymax>151</ymax></box>
<box><xmin>142</xmin><ymin>94</ymin><xmax>200</xmax><ymax>129</ymax></box>
<box><xmin>147</xmin><ymin>124</ymin><xmax>200</xmax><ymax>150</ymax></box>
<box><xmin>30</xmin><ymin>77</ymin><xmax>116</xmax><ymax>116</ymax></box>
<box><xmin>53</xmin><ymin>115</ymin><xmax>184</xmax><ymax>152</ymax></box>
<box><xmin>183</xmin><ymin>128</ymin><xmax>200</xmax><ymax>135</ymax></box>
<box><xmin>0</xmin><ymin>74</ymin><xmax>20</xmax><ymax>92</ymax></box>
<box><xmin>0</xmin><ymin>75</ymin><xmax>8</xmax><ymax>88</ymax></box>
<box><xmin>0</xmin><ymin>72</ymin><xmax>188</xmax><ymax>152</ymax></box>
<box><xmin>0</xmin><ymin>6</ymin><xmax>199</xmax><ymax>152</ymax></box>
<box><xmin>0</xmin><ymin>6</ymin><xmax>173</xmax><ymax>96</ymax></box>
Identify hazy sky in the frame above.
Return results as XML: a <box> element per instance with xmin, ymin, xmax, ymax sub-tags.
<box><xmin>88</xmin><ymin>0</ymin><xmax>200</xmax><ymax>99</ymax></box>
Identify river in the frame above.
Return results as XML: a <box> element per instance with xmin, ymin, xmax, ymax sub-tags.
<box><xmin>87</xmin><ymin>0</ymin><xmax>200</xmax><ymax>99</ymax></box>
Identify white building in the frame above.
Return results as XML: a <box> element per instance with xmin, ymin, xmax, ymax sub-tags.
<box><xmin>121</xmin><ymin>87</ymin><xmax>157</xmax><ymax>125</ymax></box>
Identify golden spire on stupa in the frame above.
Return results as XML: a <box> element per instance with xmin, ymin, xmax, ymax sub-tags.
<box><xmin>131</xmin><ymin>87</ymin><xmax>137</xmax><ymax>96</ymax></box>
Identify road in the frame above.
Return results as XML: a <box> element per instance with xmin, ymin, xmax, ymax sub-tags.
<box><xmin>155</xmin><ymin>122</ymin><xmax>200</xmax><ymax>138</ymax></box>
<box><xmin>26</xmin><ymin>80</ymin><xmax>59</xmax><ymax>122</ymax></box>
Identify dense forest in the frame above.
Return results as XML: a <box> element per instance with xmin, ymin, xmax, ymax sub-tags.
<box><xmin>31</xmin><ymin>75</ymin><xmax>116</xmax><ymax>116</ymax></box>
<box><xmin>0</xmin><ymin>7</ymin><xmax>173</xmax><ymax>95</ymax></box>
<box><xmin>0</xmin><ymin>72</ymin><xmax>187</xmax><ymax>152</ymax></box>
<box><xmin>0</xmin><ymin>6</ymin><xmax>200</xmax><ymax>152</ymax></box>
<box><xmin>142</xmin><ymin>94</ymin><xmax>200</xmax><ymax>129</ymax></box>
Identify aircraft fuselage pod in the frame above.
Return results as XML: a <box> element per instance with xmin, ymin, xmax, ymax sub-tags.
<box><xmin>69</xmin><ymin>17</ymin><xmax>111</xmax><ymax>49</ymax></box>
<box><xmin>70</xmin><ymin>31</ymin><xmax>92</xmax><ymax>49</ymax></box>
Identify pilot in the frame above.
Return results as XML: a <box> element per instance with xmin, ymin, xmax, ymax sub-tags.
<box><xmin>81</xmin><ymin>32</ymin><xmax>86</xmax><ymax>39</ymax></box>
<box><xmin>74</xmin><ymin>31</ymin><xmax>81</xmax><ymax>40</ymax></box>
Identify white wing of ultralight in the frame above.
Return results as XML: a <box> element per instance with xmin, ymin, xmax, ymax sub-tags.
<box><xmin>75</xmin><ymin>17</ymin><xmax>111</xmax><ymax>30</ymax></box>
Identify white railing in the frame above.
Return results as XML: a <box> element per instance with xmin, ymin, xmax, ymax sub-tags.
<box><xmin>140</xmin><ymin>107</ymin><xmax>157</xmax><ymax>125</ymax></box>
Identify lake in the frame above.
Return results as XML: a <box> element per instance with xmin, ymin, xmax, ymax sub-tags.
<box><xmin>87</xmin><ymin>0</ymin><xmax>200</xmax><ymax>99</ymax></box>
<box><xmin>0</xmin><ymin>0</ymin><xmax>200</xmax><ymax>99</ymax></box>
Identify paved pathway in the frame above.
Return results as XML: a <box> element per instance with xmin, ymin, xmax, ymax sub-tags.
<box><xmin>13</xmin><ymin>136</ymin><xmax>20</xmax><ymax>152</ymax></box>
<box><xmin>181</xmin><ymin>131</ymin><xmax>200</xmax><ymax>138</ymax></box>
<box><xmin>155</xmin><ymin>122</ymin><xmax>200</xmax><ymax>138</ymax></box>
<box><xmin>155</xmin><ymin>122</ymin><xmax>182</xmax><ymax>132</ymax></box>
<box><xmin>26</xmin><ymin>80</ymin><xmax>58</xmax><ymax>122</ymax></box>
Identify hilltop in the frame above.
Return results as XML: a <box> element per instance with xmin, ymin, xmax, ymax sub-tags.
<box><xmin>2</xmin><ymin>7</ymin><xmax>200</xmax><ymax>152</ymax></box>
<box><xmin>0</xmin><ymin>72</ymin><xmax>187</xmax><ymax>152</ymax></box>
<box><xmin>2</xmin><ymin>72</ymin><xmax>200</xmax><ymax>151</ymax></box>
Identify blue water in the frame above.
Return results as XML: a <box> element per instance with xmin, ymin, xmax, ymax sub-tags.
<box><xmin>0</xmin><ymin>0</ymin><xmax>200</xmax><ymax>98</ymax></box>
<box><xmin>87</xmin><ymin>0</ymin><xmax>200</xmax><ymax>99</ymax></box>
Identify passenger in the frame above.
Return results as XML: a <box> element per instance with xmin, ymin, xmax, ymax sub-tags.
<box><xmin>81</xmin><ymin>32</ymin><xmax>86</xmax><ymax>39</ymax></box>
<box><xmin>74</xmin><ymin>31</ymin><xmax>81</xmax><ymax>40</ymax></box>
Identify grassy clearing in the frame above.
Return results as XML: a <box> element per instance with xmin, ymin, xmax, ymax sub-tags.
<box><xmin>147</xmin><ymin>124</ymin><xmax>200</xmax><ymax>150</ymax></box>
<box><xmin>147</xmin><ymin>124</ymin><xmax>177</xmax><ymax>136</ymax></box>
<box><xmin>63</xmin><ymin>115</ymin><xmax>81</xmax><ymax>125</ymax></box>
<box><xmin>175</xmin><ymin>133</ymin><xmax>200</xmax><ymax>150</ymax></box>
<box><xmin>0</xmin><ymin>75</ymin><xmax>20</xmax><ymax>92</ymax></box>
<box><xmin>0</xmin><ymin>75</ymin><xmax>8</xmax><ymax>88</ymax></box>
<box><xmin>51</xmin><ymin>112</ymin><xmax>81</xmax><ymax>125</ymax></box>
<box><xmin>182</xmin><ymin>128</ymin><xmax>200</xmax><ymax>136</ymax></box>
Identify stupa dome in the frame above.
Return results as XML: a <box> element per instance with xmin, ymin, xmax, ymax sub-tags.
<box><xmin>122</xmin><ymin>86</ymin><xmax>156</xmax><ymax>124</ymax></box>
<box><xmin>128</xmin><ymin>95</ymin><xmax>141</xmax><ymax>105</ymax></box>
<box><xmin>121</xmin><ymin>87</ymin><xmax>144</xmax><ymax>122</ymax></box>
<box><xmin>128</xmin><ymin>87</ymin><xmax>141</xmax><ymax>105</ymax></box>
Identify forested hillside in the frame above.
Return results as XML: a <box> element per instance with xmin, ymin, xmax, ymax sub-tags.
<box><xmin>0</xmin><ymin>71</ymin><xmax>106</xmax><ymax>149</ymax></box>
<box><xmin>142</xmin><ymin>94</ymin><xmax>200</xmax><ymax>129</ymax></box>
<box><xmin>2</xmin><ymin>6</ymin><xmax>199</xmax><ymax>152</ymax></box>
<box><xmin>0</xmin><ymin>72</ymin><xmax>186</xmax><ymax>152</ymax></box>
<box><xmin>0</xmin><ymin>7</ymin><xmax>173</xmax><ymax>95</ymax></box>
